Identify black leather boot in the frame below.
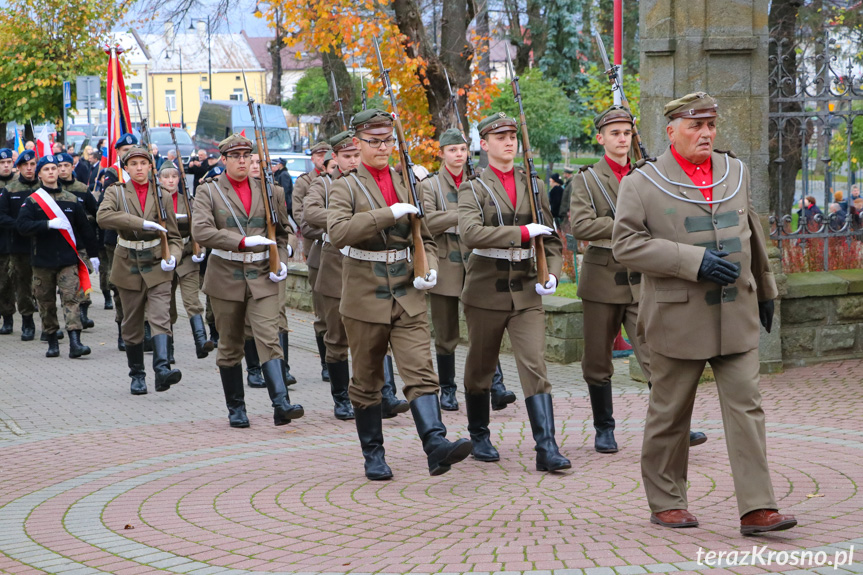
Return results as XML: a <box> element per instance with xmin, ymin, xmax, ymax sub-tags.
<box><xmin>79</xmin><ymin>302</ymin><xmax>94</xmax><ymax>329</ymax></box>
<box><xmin>261</xmin><ymin>359</ymin><xmax>304</xmax><ymax>425</ymax></box>
<box><xmin>491</xmin><ymin>362</ymin><xmax>516</xmax><ymax>411</ymax></box>
<box><xmin>466</xmin><ymin>391</ymin><xmax>500</xmax><ymax>462</ymax></box>
<box><xmin>647</xmin><ymin>381</ymin><xmax>708</xmax><ymax>447</ymax></box>
<box><xmin>437</xmin><ymin>353</ymin><xmax>459</xmax><ymax>411</ymax></box>
<box><xmin>21</xmin><ymin>315</ymin><xmax>35</xmax><ymax>341</ymax></box>
<box><xmin>117</xmin><ymin>322</ymin><xmax>125</xmax><ymax>352</ymax></box>
<box><xmin>219</xmin><ymin>364</ymin><xmax>248</xmax><ymax>427</ymax></box>
<box><xmin>126</xmin><ymin>343</ymin><xmax>147</xmax><ymax>395</ymax></box>
<box><xmin>189</xmin><ymin>315</ymin><xmax>213</xmax><ymax>359</ymax></box>
<box><xmin>68</xmin><ymin>330</ymin><xmax>91</xmax><ymax>359</ymax></box>
<box><xmin>104</xmin><ymin>290</ymin><xmax>113</xmax><ymax>310</ymax></box>
<box><xmin>315</xmin><ymin>334</ymin><xmax>330</xmax><ymax>382</ymax></box>
<box><xmin>168</xmin><ymin>336</ymin><xmax>175</xmax><ymax>365</ymax></box>
<box><xmin>0</xmin><ymin>315</ymin><xmax>12</xmax><ymax>335</ymax></box>
<box><xmin>279</xmin><ymin>331</ymin><xmax>297</xmax><ymax>385</ymax></box>
<box><xmin>410</xmin><ymin>394</ymin><xmax>473</xmax><ymax>476</ymax></box>
<box><xmin>152</xmin><ymin>334</ymin><xmax>182</xmax><ymax>392</ymax></box>
<box><xmin>208</xmin><ymin>322</ymin><xmax>219</xmax><ymax>348</ymax></box>
<box><xmin>244</xmin><ymin>339</ymin><xmax>265</xmax><ymax>388</ymax></box>
<box><xmin>525</xmin><ymin>393</ymin><xmax>571</xmax><ymax>472</ymax></box>
<box><xmin>588</xmin><ymin>384</ymin><xmax>618</xmax><ymax>453</ymax></box>
<box><xmin>354</xmin><ymin>404</ymin><xmax>393</xmax><ymax>480</ymax></box>
<box><xmin>143</xmin><ymin>321</ymin><xmax>153</xmax><ymax>352</ymax></box>
<box><xmin>328</xmin><ymin>360</ymin><xmax>355</xmax><ymax>420</ymax></box>
<box><xmin>46</xmin><ymin>332</ymin><xmax>60</xmax><ymax>358</ymax></box>
<box><xmin>381</xmin><ymin>355</ymin><xmax>409</xmax><ymax>419</ymax></box>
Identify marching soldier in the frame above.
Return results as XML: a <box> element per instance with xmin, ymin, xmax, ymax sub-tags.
<box><xmin>570</xmin><ymin>107</ymin><xmax>707</xmax><ymax>453</ymax></box>
<box><xmin>0</xmin><ymin>149</ymin><xmax>40</xmax><ymax>340</ymax></box>
<box><xmin>328</xmin><ymin>109</ymin><xmax>472</xmax><ymax>480</ymax></box>
<box><xmin>0</xmin><ymin>148</ymin><xmax>17</xmax><ymax>335</ymax></box>
<box><xmin>192</xmin><ymin>134</ymin><xmax>303</xmax><ymax>428</ymax></box>
<box><xmin>16</xmin><ymin>155</ymin><xmax>99</xmax><ymax>358</ymax></box>
<box><xmin>612</xmin><ymin>92</ymin><xmax>796</xmax><ymax>534</ymax></box>
<box><xmin>457</xmin><ymin>112</ymin><xmax>570</xmax><ymax>472</ymax></box>
<box><xmin>293</xmin><ymin>140</ymin><xmax>332</xmax><ymax>382</ymax></box>
<box><xmin>96</xmin><ymin>146</ymin><xmax>184</xmax><ymax>395</ymax></box>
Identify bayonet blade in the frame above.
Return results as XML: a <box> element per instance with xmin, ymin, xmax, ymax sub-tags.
<box><xmin>444</xmin><ymin>67</ymin><xmax>453</xmax><ymax>97</ymax></box>
<box><xmin>594</xmin><ymin>31</ymin><xmax>612</xmax><ymax>73</ymax></box>
<box><xmin>372</xmin><ymin>36</ymin><xmax>385</xmax><ymax>76</ymax></box>
<box><xmin>241</xmin><ymin>69</ymin><xmax>253</xmax><ymax>103</ymax></box>
<box><xmin>330</xmin><ymin>70</ymin><xmax>339</xmax><ymax>101</ymax></box>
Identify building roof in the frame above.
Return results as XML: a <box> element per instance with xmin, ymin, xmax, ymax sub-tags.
<box><xmin>243</xmin><ymin>33</ymin><xmax>322</xmax><ymax>72</ymax></box>
<box><xmin>489</xmin><ymin>38</ymin><xmax>519</xmax><ymax>64</ymax></box>
<box><xmin>144</xmin><ymin>32</ymin><xmax>265</xmax><ymax>74</ymax></box>
<box><xmin>106</xmin><ymin>31</ymin><xmax>151</xmax><ymax>66</ymax></box>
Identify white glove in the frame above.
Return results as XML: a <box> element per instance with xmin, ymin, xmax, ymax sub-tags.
<box><xmin>390</xmin><ymin>203</ymin><xmax>419</xmax><ymax>220</ymax></box>
<box><xmin>286</xmin><ymin>244</ymin><xmax>293</xmax><ymax>258</ymax></box>
<box><xmin>47</xmin><ymin>218</ymin><xmax>72</xmax><ymax>231</ymax></box>
<box><xmin>413</xmin><ymin>269</ymin><xmax>437</xmax><ymax>290</ymax></box>
<box><xmin>89</xmin><ymin>257</ymin><xmax>100</xmax><ymax>274</ymax></box>
<box><xmin>269</xmin><ymin>261</ymin><xmax>288</xmax><ymax>283</ymax></box>
<box><xmin>161</xmin><ymin>256</ymin><xmax>176</xmax><ymax>272</ymax></box>
<box><xmin>143</xmin><ymin>220</ymin><xmax>167</xmax><ymax>233</ymax></box>
<box><xmin>191</xmin><ymin>252</ymin><xmax>206</xmax><ymax>263</ymax></box>
<box><xmin>244</xmin><ymin>235</ymin><xmax>276</xmax><ymax>248</ymax></box>
<box><xmin>535</xmin><ymin>274</ymin><xmax>558</xmax><ymax>296</ymax></box>
<box><xmin>525</xmin><ymin>223</ymin><xmax>553</xmax><ymax>238</ymax></box>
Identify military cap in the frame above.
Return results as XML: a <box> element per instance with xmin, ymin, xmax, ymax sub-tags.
<box><xmin>57</xmin><ymin>152</ymin><xmax>74</xmax><ymax>165</ymax></box>
<box><xmin>121</xmin><ymin>146</ymin><xmax>151</xmax><ymax>164</ymax></box>
<box><xmin>329</xmin><ymin>130</ymin><xmax>357</xmax><ymax>152</ymax></box>
<box><xmin>351</xmin><ymin>108</ymin><xmax>393</xmax><ymax>132</ymax></box>
<box><xmin>205</xmin><ymin>166</ymin><xmax>224</xmax><ymax>179</ymax></box>
<box><xmin>664</xmin><ymin>92</ymin><xmax>719</xmax><ymax>121</ymax></box>
<box><xmin>478</xmin><ymin>112</ymin><xmax>517</xmax><ymax>137</ymax></box>
<box><xmin>323</xmin><ymin>150</ymin><xmax>334</xmax><ymax>163</ymax></box>
<box><xmin>15</xmin><ymin>150</ymin><xmax>36</xmax><ymax>166</ymax></box>
<box><xmin>563</xmin><ymin>166</ymin><xmax>575</xmax><ymax>174</ymax></box>
<box><xmin>114</xmin><ymin>133</ymin><xmax>138</xmax><ymax>149</ymax></box>
<box><xmin>439</xmin><ymin>128</ymin><xmax>467</xmax><ymax>148</ymax></box>
<box><xmin>0</xmin><ymin>148</ymin><xmax>12</xmax><ymax>160</ymax></box>
<box><xmin>158</xmin><ymin>162</ymin><xmax>179</xmax><ymax>174</ymax></box>
<box><xmin>218</xmin><ymin>133</ymin><xmax>253</xmax><ymax>155</ymax></box>
<box><xmin>309</xmin><ymin>140</ymin><xmax>332</xmax><ymax>154</ymax></box>
<box><xmin>594</xmin><ymin>105</ymin><xmax>634</xmax><ymax>130</ymax></box>
<box><xmin>35</xmin><ymin>154</ymin><xmax>59</xmax><ymax>176</ymax></box>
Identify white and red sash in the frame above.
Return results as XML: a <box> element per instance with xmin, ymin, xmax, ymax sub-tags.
<box><xmin>31</xmin><ymin>189</ymin><xmax>92</xmax><ymax>294</ymax></box>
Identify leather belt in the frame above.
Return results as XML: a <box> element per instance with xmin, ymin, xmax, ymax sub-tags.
<box><xmin>588</xmin><ymin>239</ymin><xmax>614</xmax><ymax>249</ymax></box>
<box><xmin>118</xmin><ymin>237</ymin><xmax>161</xmax><ymax>251</ymax></box>
<box><xmin>340</xmin><ymin>246</ymin><xmax>410</xmax><ymax>264</ymax></box>
<box><xmin>211</xmin><ymin>249</ymin><xmax>269</xmax><ymax>263</ymax></box>
<box><xmin>472</xmin><ymin>247</ymin><xmax>535</xmax><ymax>262</ymax></box>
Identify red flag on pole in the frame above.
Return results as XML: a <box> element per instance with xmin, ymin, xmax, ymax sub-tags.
<box><xmin>105</xmin><ymin>46</ymin><xmax>132</xmax><ymax>181</ymax></box>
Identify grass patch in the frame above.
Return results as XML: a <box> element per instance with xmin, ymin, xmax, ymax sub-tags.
<box><xmin>555</xmin><ymin>282</ymin><xmax>579</xmax><ymax>299</ymax></box>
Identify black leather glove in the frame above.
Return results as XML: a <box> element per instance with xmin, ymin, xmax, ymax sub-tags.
<box><xmin>759</xmin><ymin>299</ymin><xmax>775</xmax><ymax>333</ymax></box>
<box><xmin>697</xmin><ymin>250</ymin><xmax>740</xmax><ymax>286</ymax></box>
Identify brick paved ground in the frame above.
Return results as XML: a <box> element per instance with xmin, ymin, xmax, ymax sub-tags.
<box><xmin>1</xmin><ymin>291</ymin><xmax>862</xmax><ymax>575</ymax></box>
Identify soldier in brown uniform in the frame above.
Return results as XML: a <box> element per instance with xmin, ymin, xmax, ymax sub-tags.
<box><xmin>457</xmin><ymin>113</ymin><xmax>570</xmax><ymax>472</ymax></box>
<box><xmin>613</xmin><ymin>92</ymin><xmax>797</xmax><ymax>534</ymax></box>
<box><xmin>328</xmin><ymin>109</ymin><xmax>471</xmax><ymax>480</ymax></box>
<box><xmin>96</xmin><ymin>147</ymin><xmax>184</xmax><ymax>395</ymax></box>
<box><xmin>570</xmin><ymin>107</ymin><xmax>708</xmax><ymax>453</ymax></box>
<box><xmin>293</xmin><ymin>141</ymin><xmax>332</xmax><ymax>382</ymax></box>
<box><xmin>192</xmin><ymin>134</ymin><xmax>303</xmax><ymax>429</ymax></box>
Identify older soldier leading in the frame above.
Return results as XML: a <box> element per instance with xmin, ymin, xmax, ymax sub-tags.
<box><xmin>612</xmin><ymin>92</ymin><xmax>797</xmax><ymax>535</ymax></box>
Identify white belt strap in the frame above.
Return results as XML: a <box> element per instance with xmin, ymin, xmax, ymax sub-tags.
<box><xmin>340</xmin><ymin>246</ymin><xmax>410</xmax><ymax>264</ymax></box>
<box><xmin>182</xmin><ymin>236</ymin><xmax>191</xmax><ymax>245</ymax></box>
<box><xmin>118</xmin><ymin>237</ymin><xmax>161</xmax><ymax>250</ymax></box>
<box><xmin>472</xmin><ymin>247</ymin><xmax>535</xmax><ymax>262</ymax></box>
<box><xmin>588</xmin><ymin>239</ymin><xmax>613</xmax><ymax>249</ymax></box>
<box><xmin>322</xmin><ymin>232</ymin><xmax>331</xmax><ymax>244</ymax></box>
<box><xmin>444</xmin><ymin>225</ymin><xmax>459</xmax><ymax>235</ymax></box>
<box><xmin>211</xmin><ymin>249</ymin><xmax>270</xmax><ymax>263</ymax></box>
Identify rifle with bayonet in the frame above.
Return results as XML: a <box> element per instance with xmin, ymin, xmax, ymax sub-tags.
<box><xmin>359</xmin><ymin>71</ymin><xmax>367</xmax><ymax>111</ymax></box>
<box><xmin>166</xmin><ymin>107</ymin><xmax>201</xmax><ymax>257</ymax></box>
<box><xmin>241</xmin><ymin>70</ymin><xmax>281</xmax><ymax>275</ymax></box>
<box><xmin>443</xmin><ymin>67</ymin><xmax>475</xmax><ymax>178</ymax></box>
<box><xmin>133</xmin><ymin>98</ymin><xmax>171</xmax><ymax>262</ymax></box>
<box><xmin>594</xmin><ymin>31</ymin><xmax>649</xmax><ymax>161</ymax></box>
<box><xmin>330</xmin><ymin>71</ymin><xmax>348</xmax><ymax>131</ymax></box>
<box><xmin>372</xmin><ymin>35</ymin><xmax>429</xmax><ymax>281</ymax></box>
<box><xmin>504</xmin><ymin>45</ymin><xmax>549</xmax><ymax>285</ymax></box>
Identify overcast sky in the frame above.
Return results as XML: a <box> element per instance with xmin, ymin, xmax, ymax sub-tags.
<box><xmin>123</xmin><ymin>0</ymin><xmax>272</xmax><ymax>37</ymax></box>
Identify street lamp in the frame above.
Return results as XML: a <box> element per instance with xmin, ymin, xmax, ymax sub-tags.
<box><xmin>189</xmin><ymin>16</ymin><xmax>212</xmax><ymax>101</ymax></box>
<box><xmin>165</xmin><ymin>47</ymin><xmax>185</xmax><ymax>127</ymax></box>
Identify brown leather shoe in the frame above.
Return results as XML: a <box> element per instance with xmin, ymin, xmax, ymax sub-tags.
<box><xmin>740</xmin><ymin>509</ymin><xmax>797</xmax><ymax>535</ymax></box>
<box><xmin>650</xmin><ymin>509</ymin><xmax>699</xmax><ymax>528</ymax></box>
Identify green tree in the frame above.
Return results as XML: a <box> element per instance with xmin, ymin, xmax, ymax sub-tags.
<box><xmin>580</xmin><ymin>62</ymin><xmax>641</xmax><ymax>153</ymax></box>
<box><xmin>284</xmin><ymin>68</ymin><xmax>330</xmax><ymax>117</ymax></box>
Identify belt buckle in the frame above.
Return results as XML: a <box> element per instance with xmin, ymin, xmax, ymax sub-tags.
<box><xmin>386</xmin><ymin>250</ymin><xmax>397</xmax><ymax>264</ymax></box>
<box><xmin>509</xmin><ymin>247</ymin><xmax>522</xmax><ymax>262</ymax></box>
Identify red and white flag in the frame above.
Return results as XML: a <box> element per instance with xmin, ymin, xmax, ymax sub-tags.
<box><xmin>105</xmin><ymin>45</ymin><xmax>132</xmax><ymax>181</ymax></box>
<box><xmin>35</xmin><ymin>125</ymin><xmax>51</xmax><ymax>158</ymax></box>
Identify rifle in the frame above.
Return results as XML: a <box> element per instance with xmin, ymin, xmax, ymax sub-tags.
<box><xmin>241</xmin><ymin>70</ymin><xmax>281</xmax><ymax>275</ymax></box>
<box><xmin>504</xmin><ymin>45</ymin><xmax>549</xmax><ymax>284</ymax></box>
<box><xmin>372</xmin><ymin>35</ymin><xmax>429</xmax><ymax>280</ymax></box>
<box><xmin>594</xmin><ymin>31</ymin><xmax>649</xmax><ymax>161</ymax></box>
<box><xmin>133</xmin><ymin>97</ymin><xmax>171</xmax><ymax>262</ymax></box>
<box><xmin>166</xmin><ymin>107</ymin><xmax>201</xmax><ymax>257</ymax></box>
<box><xmin>359</xmin><ymin>71</ymin><xmax>367</xmax><ymax>111</ymax></box>
<box><xmin>330</xmin><ymin>71</ymin><xmax>348</xmax><ymax>131</ymax></box>
<box><xmin>443</xmin><ymin>67</ymin><xmax>475</xmax><ymax>178</ymax></box>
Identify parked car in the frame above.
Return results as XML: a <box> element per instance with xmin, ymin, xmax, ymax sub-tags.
<box><xmin>148</xmin><ymin>127</ymin><xmax>195</xmax><ymax>163</ymax></box>
<box><xmin>195</xmin><ymin>100</ymin><xmax>294</xmax><ymax>158</ymax></box>
<box><xmin>64</xmin><ymin>131</ymin><xmax>87</xmax><ymax>153</ymax></box>
<box><xmin>273</xmin><ymin>153</ymin><xmax>313</xmax><ymax>184</ymax></box>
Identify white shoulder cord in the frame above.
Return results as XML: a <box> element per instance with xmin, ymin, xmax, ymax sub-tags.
<box><xmin>473</xmin><ymin>178</ymin><xmax>505</xmax><ymax>226</ymax></box>
<box><xmin>349</xmin><ymin>173</ymin><xmax>387</xmax><ymax>244</ymax></box>
<box><xmin>434</xmin><ymin>174</ymin><xmax>447</xmax><ymax>212</ymax></box>
<box><xmin>207</xmin><ymin>181</ymin><xmax>246</xmax><ymax>237</ymax></box>
<box><xmin>634</xmin><ymin>155</ymin><xmax>744</xmax><ymax>206</ymax></box>
<box><xmin>587</xmin><ymin>167</ymin><xmax>616</xmax><ymax>217</ymax></box>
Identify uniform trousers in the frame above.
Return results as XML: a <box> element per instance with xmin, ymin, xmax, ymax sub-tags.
<box><xmin>210</xmin><ymin>288</ymin><xmax>281</xmax><ymax>368</ymax></box>
<box><xmin>308</xmin><ymin>262</ymin><xmax>326</xmax><ymax>337</ymax></box>
<box><xmin>0</xmin><ymin>254</ymin><xmax>15</xmax><ymax>316</ymax></box>
<box><xmin>8</xmin><ymin>253</ymin><xmax>36</xmax><ymax>316</ymax></box>
<box><xmin>642</xmin><ymin>348</ymin><xmax>778</xmax><ymax>517</ymax></box>
<box><xmin>278</xmin><ymin>281</ymin><xmax>288</xmax><ymax>332</ymax></box>
<box><xmin>105</xmin><ymin>245</ymin><xmax>123</xmax><ymax>323</ymax></box>
<box><xmin>342</xmin><ymin>300</ymin><xmax>438</xmax><ymax>409</ymax></box>
<box><xmin>320</xmin><ymin>294</ymin><xmax>349</xmax><ymax>362</ymax></box>
<box><xmin>581</xmin><ymin>299</ymin><xmax>651</xmax><ymax>386</ymax></box>
<box><xmin>463</xmin><ymin>304</ymin><xmax>552</xmax><ymax>397</ymax></box>
<box><xmin>117</xmin><ymin>282</ymin><xmax>172</xmax><ymax>345</ymax></box>
<box><xmin>98</xmin><ymin>247</ymin><xmax>111</xmax><ymax>295</ymax></box>
<box><xmin>31</xmin><ymin>265</ymin><xmax>82</xmax><ymax>333</ymax></box>
<box><xmin>169</xmin><ymin>270</ymin><xmax>204</xmax><ymax>324</ymax></box>
<box><xmin>429</xmin><ymin>293</ymin><xmax>460</xmax><ymax>355</ymax></box>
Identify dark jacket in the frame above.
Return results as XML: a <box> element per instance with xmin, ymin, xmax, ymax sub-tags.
<box><xmin>74</xmin><ymin>161</ymin><xmax>91</xmax><ymax>186</ymax></box>
<box><xmin>16</xmin><ymin>185</ymin><xmax>98</xmax><ymax>268</ymax></box>
<box><xmin>275</xmin><ymin>167</ymin><xmax>294</xmax><ymax>215</ymax></box>
<box><xmin>549</xmin><ymin>184</ymin><xmax>564</xmax><ymax>218</ymax></box>
<box><xmin>0</xmin><ymin>175</ymin><xmax>40</xmax><ymax>254</ymax></box>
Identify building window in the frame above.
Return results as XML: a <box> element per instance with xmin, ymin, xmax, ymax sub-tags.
<box><xmin>129</xmin><ymin>83</ymin><xmax>143</xmax><ymax>101</ymax></box>
<box><xmin>167</xmin><ymin>77</ymin><xmax>173</xmax><ymax>83</ymax></box>
<box><xmin>229</xmin><ymin>89</ymin><xmax>244</xmax><ymax>101</ymax></box>
<box><xmin>202</xmin><ymin>88</ymin><xmax>211</xmax><ymax>100</ymax></box>
<box><xmin>165</xmin><ymin>90</ymin><xmax>176</xmax><ymax>111</ymax></box>
<box><xmin>235</xmin><ymin>75</ymin><xmax>240</xmax><ymax>80</ymax></box>
<box><xmin>202</xmin><ymin>76</ymin><xmax>207</xmax><ymax>81</ymax></box>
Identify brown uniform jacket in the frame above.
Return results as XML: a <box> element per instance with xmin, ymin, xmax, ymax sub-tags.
<box><xmin>192</xmin><ymin>174</ymin><xmax>295</xmax><ymax>302</ymax></box>
<box><xmin>303</xmin><ymin>172</ymin><xmax>343</xmax><ymax>299</ymax></box>
<box><xmin>170</xmin><ymin>190</ymin><xmax>198</xmax><ymax>277</ymax></box>
<box><xmin>327</xmin><ymin>163</ymin><xmax>438</xmax><ymax>324</ymax></box>
<box><xmin>612</xmin><ymin>148</ymin><xmax>778</xmax><ymax>360</ymax></box>
<box><xmin>292</xmin><ymin>170</ymin><xmax>323</xmax><ymax>260</ymax></box>
<box><xmin>96</xmin><ymin>180</ymin><xmax>183</xmax><ymax>291</ymax></box>
<box><xmin>570</xmin><ymin>157</ymin><xmax>641</xmax><ymax>304</ymax></box>
<box><xmin>458</xmin><ymin>166</ymin><xmax>563</xmax><ymax>311</ymax></box>
<box><xmin>420</xmin><ymin>170</ymin><xmax>470</xmax><ymax>298</ymax></box>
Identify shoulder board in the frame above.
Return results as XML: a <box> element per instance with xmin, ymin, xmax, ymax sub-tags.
<box><xmin>466</xmin><ymin>173</ymin><xmax>481</xmax><ymax>181</ymax></box>
<box><xmin>298</xmin><ymin>172</ymin><xmax>312</xmax><ymax>181</ymax></box>
<box><xmin>577</xmin><ymin>164</ymin><xmax>593</xmax><ymax>174</ymax></box>
<box><xmin>628</xmin><ymin>157</ymin><xmax>657</xmax><ymax>175</ymax></box>
<box><xmin>714</xmin><ymin>148</ymin><xmax>737</xmax><ymax>159</ymax></box>
<box><xmin>201</xmin><ymin>177</ymin><xmax>216</xmax><ymax>185</ymax></box>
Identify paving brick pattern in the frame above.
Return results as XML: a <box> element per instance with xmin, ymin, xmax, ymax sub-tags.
<box><xmin>1</xmin><ymin>292</ymin><xmax>862</xmax><ymax>574</ymax></box>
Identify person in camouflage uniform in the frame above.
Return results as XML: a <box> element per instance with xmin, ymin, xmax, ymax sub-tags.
<box><xmin>0</xmin><ymin>148</ymin><xmax>18</xmax><ymax>335</ymax></box>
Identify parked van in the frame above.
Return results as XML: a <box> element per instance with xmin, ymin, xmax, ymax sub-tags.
<box><xmin>195</xmin><ymin>101</ymin><xmax>294</xmax><ymax>158</ymax></box>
